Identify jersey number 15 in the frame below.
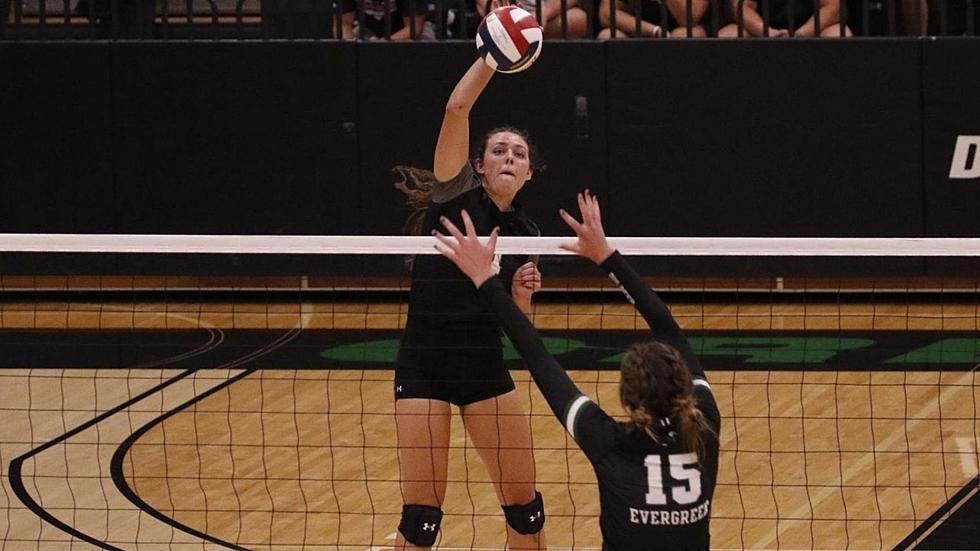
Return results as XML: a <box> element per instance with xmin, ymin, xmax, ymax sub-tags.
<box><xmin>645</xmin><ymin>452</ymin><xmax>701</xmax><ymax>506</ymax></box>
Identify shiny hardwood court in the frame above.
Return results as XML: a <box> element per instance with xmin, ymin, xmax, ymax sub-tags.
<box><xmin>1</xmin><ymin>299</ymin><xmax>977</xmax><ymax>550</ymax></box>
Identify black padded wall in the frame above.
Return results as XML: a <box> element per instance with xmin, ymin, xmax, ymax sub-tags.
<box><xmin>3</xmin><ymin>39</ymin><xmax>978</xmax><ymax>276</ymax></box>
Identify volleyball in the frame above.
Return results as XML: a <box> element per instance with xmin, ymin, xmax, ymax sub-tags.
<box><xmin>476</xmin><ymin>5</ymin><xmax>543</xmax><ymax>74</ymax></box>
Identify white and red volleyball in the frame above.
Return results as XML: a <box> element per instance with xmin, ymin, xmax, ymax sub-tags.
<box><xmin>476</xmin><ymin>5</ymin><xmax>543</xmax><ymax>74</ymax></box>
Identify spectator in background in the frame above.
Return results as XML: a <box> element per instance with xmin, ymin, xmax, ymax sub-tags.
<box><xmin>928</xmin><ymin>0</ymin><xmax>980</xmax><ymax>36</ymax></box>
<box><xmin>358</xmin><ymin>0</ymin><xmax>433</xmax><ymax>39</ymax></box>
<box><xmin>843</xmin><ymin>0</ymin><xmax>927</xmax><ymax>36</ymax></box>
<box><xmin>72</xmin><ymin>0</ymin><xmax>156</xmax><ymax>38</ymax></box>
<box><xmin>477</xmin><ymin>0</ymin><xmax>589</xmax><ymax>38</ymax></box>
<box><xmin>333</xmin><ymin>0</ymin><xmax>357</xmax><ymax>39</ymax></box>
<box><xmin>0</xmin><ymin>0</ymin><xmax>10</xmax><ymax>34</ymax></box>
<box><xmin>259</xmin><ymin>0</ymin><xmax>354</xmax><ymax>39</ymax></box>
<box><xmin>718</xmin><ymin>0</ymin><xmax>850</xmax><ymax>36</ymax></box>
<box><xmin>901</xmin><ymin>0</ymin><xmax>928</xmax><ymax>35</ymax></box>
<box><xmin>597</xmin><ymin>0</ymin><xmax>709</xmax><ymax>38</ymax></box>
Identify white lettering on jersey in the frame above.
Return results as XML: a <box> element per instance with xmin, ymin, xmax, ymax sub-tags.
<box><xmin>644</xmin><ymin>452</ymin><xmax>702</xmax><ymax>505</ymax></box>
<box><xmin>628</xmin><ymin>500</ymin><xmax>711</xmax><ymax>526</ymax></box>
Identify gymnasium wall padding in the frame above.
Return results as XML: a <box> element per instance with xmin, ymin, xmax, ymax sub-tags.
<box><xmin>2</xmin><ymin>39</ymin><xmax>978</xmax><ymax>276</ymax></box>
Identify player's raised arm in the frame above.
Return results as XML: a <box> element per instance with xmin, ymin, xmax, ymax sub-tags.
<box><xmin>432</xmin><ymin>59</ymin><xmax>494</xmax><ymax>182</ymax></box>
<box><xmin>560</xmin><ymin>191</ymin><xmax>704</xmax><ymax>379</ymax></box>
<box><xmin>434</xmin><ymin>0</ymin><xmax>543</xmax><ymax>183</ymax></box>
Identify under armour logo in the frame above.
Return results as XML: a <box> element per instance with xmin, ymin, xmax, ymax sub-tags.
<box><xmin>396</xmin><ymin>385</ymin><xmax>403</xmax><ymax>393</ymax></box>
<box><xmin>529</xmin><ymin>511</ymin><xmax>542</xmax><ymax>522</ymax></box>
<box><xmin>422</xmin><ymin>522</ymin><xmax>437</xmax><ymax>531</ymax></box>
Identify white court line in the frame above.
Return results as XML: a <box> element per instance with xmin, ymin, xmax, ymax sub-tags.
<box><xmin>956</xmin><ymin>437</ymin><xmax>980</xmax><ymax>478</ymax></box>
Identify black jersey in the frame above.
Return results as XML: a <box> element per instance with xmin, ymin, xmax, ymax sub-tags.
<box><xmin>396</xmin><ymin>162</ymin><xmax>539</xmax><ymax>405</ymax></box>
<box><xmin>477</xmin><ymin>252</ymin><xmax>721</xmax><ymax>550</ymax></box>
<box><xmin>403</xmin><ymin>161</ymin><xmax>538</xmax><ymax>334</ymax></box>
<box><xmin>760</xmin><ymin>0</ymin><xmax>815</xmax><ymax>30</ymax></box>
<box><xmin>359</xmin><ymin>0</ymin><xmax>417</xmax><ymax>37</ymax></box>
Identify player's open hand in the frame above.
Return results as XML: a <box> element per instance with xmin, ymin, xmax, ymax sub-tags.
<box><xmin>559</xmin><ymin>189</ymin><xmax>616</xmax><ymax>265</ymax></box>
<box><xmin>433</xmin><ymin>210</ymin><xmax>499</xmax><ymax>287</ymax></box>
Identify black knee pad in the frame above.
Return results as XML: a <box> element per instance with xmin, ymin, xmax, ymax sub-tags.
<box><xmin>399</xmin><ymin>504</ymin><xmax>443</xmax><ymax>547</ymax></box>
<box><xmin>502</xmin><ymin>491</ymin><xmax>545</xmax><ymax>535</ymax></box>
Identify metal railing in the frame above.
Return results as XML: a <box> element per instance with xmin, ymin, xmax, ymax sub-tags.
<box><xmin>0</xmin><ymin>0</ymin><xmax>976</xmax><ymax>40</ymax></box>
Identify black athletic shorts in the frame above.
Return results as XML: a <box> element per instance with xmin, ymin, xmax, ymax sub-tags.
<box><xmin>394</xmin><ymin>331</ymin><xmax>515</xmax><ymax>406</ymax></box>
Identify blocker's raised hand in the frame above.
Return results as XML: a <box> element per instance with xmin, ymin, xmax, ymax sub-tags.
<box><xmin>433</xmin><ymin>209</ymin><xmax>499</xmax><ymax>287</ymax></box>
<box><xmin>559</xmin><ymin>190</ymin><xmax>616</xmax><ymax>265</ymax></box>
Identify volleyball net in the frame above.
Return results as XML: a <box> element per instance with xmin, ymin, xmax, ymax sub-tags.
<box><xmin>0</xmin><ymin>234</ymin><xmax>978</xmax><ymax>550</ymax></box>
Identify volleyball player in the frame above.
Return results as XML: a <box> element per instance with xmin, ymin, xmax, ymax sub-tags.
<box><xmin>433</xmin><ymin>191</ymin><xmax>721</xmax><ymax>550</ymax></box>
<box><xmin>392</xmin><ymin>52</ymin><xmax>546</xmax><ymax>548</ymax></box>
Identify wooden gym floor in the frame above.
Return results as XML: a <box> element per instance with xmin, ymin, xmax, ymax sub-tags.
<box><xmin>0</xmin><ymin>298</ymin><xmax>977</xmax><ymax>550</ymax></box>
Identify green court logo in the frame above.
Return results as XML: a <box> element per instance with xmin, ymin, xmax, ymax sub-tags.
<box><xmin>322</xmin><ymin>336</ymin><xmax>980</xmax><ymax>366</ymax></box>
<box><xmin>322</xmin><ymin>337</ymin><xmax>586</xmax><ymax>362</ymax></box>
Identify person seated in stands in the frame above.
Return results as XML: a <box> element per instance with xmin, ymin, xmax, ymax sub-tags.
<box><xmin>843</xmin><ymin>0</ymin><xmax>926</xmax><ymax>36</ymax></box>
<box><xmin>333</xmin><ymin>0</ymin><xmax>356</xmax><ymax>39</ymax></box>
<box><xmin>900</xmin><ymin>0</ymin><xmax>928</xmax><ymax>35</ymax></box>
<box><xmin>477</xmin><ymin>0</ymin><xmax>590</xmax><ymax>38</ymax></box>
<box><xmin>71</xmin><ymin>0</ymin><xmax>156</xmax><ymax>38</ymax></box>
<box><xmin>718</xmin><ymin>0</ymin><xmax>851</xmax><ymax>37</ymax></box>
<box><xmin>597</xmin><ymin>0</ymin><xmax>709</xmax><ymax>38</ymax></box>
<box><xmin>927</xmin><ymin>0</ymin><xmax>980</xmax><ymax>36</ymax></box>
<box><xmin>357</xmin><ymin>0</ymin><xmax>433</xmax><ymax>39</ymax></box>
<box><xmin>257</xmin><ymin>0</ymin><xmax>355</xmax><ymax>39</ymax></box>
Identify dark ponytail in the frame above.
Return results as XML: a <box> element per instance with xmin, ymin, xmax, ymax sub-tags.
<box><xmin>619</xmin><ymin>341</ymin><xmax>714</xmax><ymax>462</ymax></box>
<box><xmin>392</xmin><ymin>164</ymin><xmax>439</xmax><ymax>237</ymax></box>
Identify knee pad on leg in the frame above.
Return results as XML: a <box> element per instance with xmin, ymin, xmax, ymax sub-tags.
<box><xmin>399</xmin><ymin>504</ymin><xmax>443</xmax><ymax>547</ymax></box>
<box><xmin>502</xmin><ymin>491</ymin><xmax>545</xmax><ymax>535</ymax></box>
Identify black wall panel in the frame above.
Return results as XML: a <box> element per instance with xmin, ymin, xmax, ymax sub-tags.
<box><xmin>109</xmin><ymin>41</ymin><xmax>358</xmax><ymax>274</ymax></box>
<box><xmin>605</xmin><ymin>39</ymin><xmax>922</xmax><ymax>238</ymax></box>
<box><xmin>3</xmin><ymin>40</ymin><xmax>974</xmax><ymax>277</ymax></box>
<box><xmin>355</xmin><ymin>42</ymin><xmax>473</xmax><ymax>237</ymax></box>
<box><xmin>111</xmin><ymin>41</ymin><xmax>357</xmax><ymax>235</ymax></box>
<box><xmin>922</xmin><ymin>38</ymin><xmax>980</xmax><ymax>275</ymax></box>
<box><xmin>0</xmin><ymin>43</ymin><xmax>115</xmax><ymax>274</ymax></box>
<box><xmin>0</xmin><ymin>43</ymin><xmax>114</xmax><ymax>233</ymax></box>
<box><xmin>923</xmin><ymin>38</ymin><xmax>980</xmax><ymax>237</ymax></box>
<box><xmin>604</xmin><ymin>39</ymin><xmax>924</xmax><ymax>276</ymax></box>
